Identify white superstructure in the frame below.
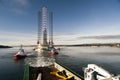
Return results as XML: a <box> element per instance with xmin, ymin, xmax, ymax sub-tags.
<box><xmin>84</xmin><ymin>64</ymin><xmax>119</xmax><ymax>80</ymax></box>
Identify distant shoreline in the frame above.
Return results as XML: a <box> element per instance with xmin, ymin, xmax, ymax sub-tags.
<box><xmin>0</xmin><ymin>45</ymin><xmax>12</xmax><ymax>48</ymax></box>
<box><xmin>11</xmin><ymin>43</ymin><xmax>120</xmax><ymax>47</ymax></box>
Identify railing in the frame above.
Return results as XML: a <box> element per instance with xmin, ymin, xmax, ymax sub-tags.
<box><xmin>36</xmin><ymin>73</ymin><xmax>42</xmax><ymax>80</ymax></box>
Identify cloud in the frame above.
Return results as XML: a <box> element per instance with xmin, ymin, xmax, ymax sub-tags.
<box><xmin>13</xmin><ymin>0</ymin><xmax>29</xmax><ymax>14</ymax></box>
<box><xmin>1</xmin><ymin>0</ymin><xmax>30</xmax><ymax>14</ymax></box>
<box><xmin>53</xmin><ymin>34</ymin><xmax>81</xmax><ymax>45</ymax></box>
<box><xmin>12</xmin><ymin>8</ymin><xmax>26</xmax><ymax>14</ymax></box>
<box><xmin>15</xmin><ymin>0</ymin><xmax>28</xmax><ymax>6</ymax></box>
<box><xmin>1</xmin><ymin>32</ymin><xmax>120</xmax><ymax>46</ymax></box>
<box><xmin>78</xmin><ymin>35</ymin><xmax>120</xmax><ymax>39</ymax></box>
<box><xmin>0</xmin><ymin>31</ymin><xmax>36</xmax><ymax>46</ymax></box>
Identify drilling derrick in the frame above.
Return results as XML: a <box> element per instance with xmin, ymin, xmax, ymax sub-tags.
<box><xmin>42</xmin><ymin>6</ymin><xmax>47</xmax><ymax>46</ymax></box>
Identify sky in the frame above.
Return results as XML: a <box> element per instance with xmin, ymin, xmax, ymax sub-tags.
<box><xmin>0</xmin><ymin>0</ymin><xmax>120</xmax><ymax>46</ymax></box>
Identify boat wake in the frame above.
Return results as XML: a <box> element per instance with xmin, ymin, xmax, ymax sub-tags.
<box><xmin>25</xmin><ymin>56</ymin><xmax>55</xmax><ymax>67</ymax></box>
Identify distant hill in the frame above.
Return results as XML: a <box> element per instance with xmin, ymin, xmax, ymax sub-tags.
<box><xmin>0</xmin><ymin>45</ymin><xmax>12</xmax><ymax>48</ymax></box>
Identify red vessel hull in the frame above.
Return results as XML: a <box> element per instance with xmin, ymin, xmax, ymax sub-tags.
<box><xmin>14</xmin><ymin>54</ymin><xmax>27</xmax><ymax>60</ymax></box>
<box><xmin>50</xmin><ymin>51</ymin><xmax>58</xmax><ymax>55</ymax></box>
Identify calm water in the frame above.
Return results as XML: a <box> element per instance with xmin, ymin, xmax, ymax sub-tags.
<box><xmin>0</xmin><ymin>46</ymin><xmax>120</xmax><ymax>80</ymax></box>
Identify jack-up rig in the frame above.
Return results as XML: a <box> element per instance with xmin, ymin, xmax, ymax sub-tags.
<box><xmin>34</xmin><ymin>5</ymin><xmax>58</xmax><ymax>54</ymax></box>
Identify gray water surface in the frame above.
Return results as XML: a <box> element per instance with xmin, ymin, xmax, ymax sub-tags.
<box><xmin>0</xmin><ymin>46</ymin><xmax>120</xmax><ymax>80</ymax></box>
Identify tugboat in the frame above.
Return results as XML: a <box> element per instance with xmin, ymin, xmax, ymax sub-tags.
<box><xmin>14</xmin><ymin>45</ymin><xmax>27</xmax><ymax>60</ymax></box>
<box><xmin>48</xmin><ymin>40</ymin><xmax>59</xmax><ymax>55</ymax></box>
<box><xmin>50</xmin><ymin>48</ymin><xmax>58</xmax><ymax>55</ymax></box>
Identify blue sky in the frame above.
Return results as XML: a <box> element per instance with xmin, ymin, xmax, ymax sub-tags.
<box><xmin>0</xmin><ymin>0</ymin><xmax>120</xmax><ymax>45</ymax></box>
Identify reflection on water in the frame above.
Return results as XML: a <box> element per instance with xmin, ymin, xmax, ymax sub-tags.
<box><xmin>56</xmin><ymin>47</ymin><xmax>120</xmax><ymax>76</ymax></box>
<box><xmin>23</xmin><ymin>46</ymin><xmax>120</xmax><ymax>76</ymax></box>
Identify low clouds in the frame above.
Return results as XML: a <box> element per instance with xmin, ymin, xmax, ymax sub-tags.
<box><xmin>0</xmin><ymin>31</ymin><xmax>36</xmax><ymax>46</ymax></box>
<box><xmin>78</xmin><ymin>35</ymin><xmax>120</xmax><ymax>39</ymax></box>
<box><xmin>54</xmin><ymin>34</ymin><xmax>120</xmax><ymax>45</ymax></box>
<box><xmin>1</xmin><ymin>32</ymin><xmax>120</xmax><ymax>45</ymax></box>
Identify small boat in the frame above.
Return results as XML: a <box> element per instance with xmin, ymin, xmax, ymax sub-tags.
<box><xmin>50</xmin><ymin>48</ymin><xmax>58</xmax><ymax>55</ymax></box>
<box><xmin>14</xmin><ymin>45</ymin><xmax>27</xmax><ymax>60</ymax></box>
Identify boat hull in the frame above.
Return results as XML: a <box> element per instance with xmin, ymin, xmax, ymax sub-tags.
<box><xmin>50</xmin><ymin>51</ymin><xmax>58</xmax><ymax>55</ymax></box>
<box><xmin>14</xmin><ymin>54</ymin><xmax>27</xmax><ymax>60</ymax></box>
